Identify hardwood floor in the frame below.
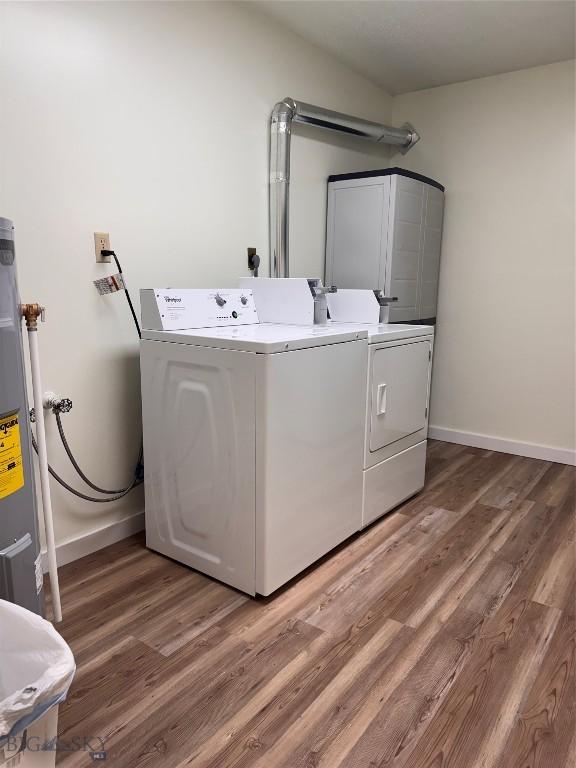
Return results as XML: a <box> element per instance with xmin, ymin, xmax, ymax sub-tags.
<box><xmin>52</xmin><ymin>441</ymin><xmax>575</xmax><ymax>767</ymax></box>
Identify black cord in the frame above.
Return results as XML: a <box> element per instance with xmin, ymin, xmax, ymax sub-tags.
<box><xmin>103</xmin><ymin>251</ymin><xmax>141</xmax><ymax>339</ymax></box>
<box><xmin>55</xmin><ymin>411</ymin><xmax>139</xmax><ymax>495</ymax></box>
<box><xmin>108</xmin><ymin>251</ymin><xmax>144</xmax><ymax>478</ymax></box>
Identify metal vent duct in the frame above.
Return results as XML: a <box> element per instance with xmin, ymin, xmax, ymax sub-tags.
<box><xmin>269</xmin><ymin>98</ymin><xmax>420</xmax><ymax>278</ymax></box>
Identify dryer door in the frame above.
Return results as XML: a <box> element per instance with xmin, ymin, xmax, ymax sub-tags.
<box><xmin>369</xmin><ymin>340</ymin><xmax>431</xmax><ymax>452</ymax></box>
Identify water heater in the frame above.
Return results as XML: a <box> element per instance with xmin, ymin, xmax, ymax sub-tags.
<box><xmin>0</xmin><ymin>217</ymin><xmax>43</xmax><ymax>613</ymax></box>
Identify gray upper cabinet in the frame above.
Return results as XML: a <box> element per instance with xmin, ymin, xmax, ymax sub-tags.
<box><xmin>325</xmin><ymin>169</ymin><xmax>445</xmax><ymax>323</ymax></box>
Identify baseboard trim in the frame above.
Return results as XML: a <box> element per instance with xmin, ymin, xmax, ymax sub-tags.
<box><xmin>428</xmin><ymin>426</ymin><xmax>576</xmax><ymax>466</ymax></box>
<box><xmin>41</xmin><ymin>511</ymin><xmax>145</xmax><ymax>572</ymax></box>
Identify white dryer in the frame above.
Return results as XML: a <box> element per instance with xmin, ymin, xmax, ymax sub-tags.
<box><xmin>139</xmin><ymin>289</ymin><xmax>368</xmax><ymax>596</ymax></box>
<box><xmin>329</xmin><ymin>322</ymin><xmax>434</xmax><ymax>526</ymax></box>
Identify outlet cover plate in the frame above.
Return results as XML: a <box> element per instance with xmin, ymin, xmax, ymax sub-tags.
<box><xmin>94</xmin><ymin>232</ymin><xmax>111</xmax><ymax>263</ymax></box>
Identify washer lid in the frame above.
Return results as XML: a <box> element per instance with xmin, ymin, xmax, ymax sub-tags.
<box><xmin>328</xmin><ymin>322</ymin><xmax>434</xmax><ymax>344</ymax></box>
<box><xmin>142</xmin><ymin>323</ymin><xmax>368</xmax><ymax>353</ymax></box>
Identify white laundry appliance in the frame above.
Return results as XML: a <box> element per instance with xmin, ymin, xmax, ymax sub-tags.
<box><xmin>328</xmin><ymin>321</ymin><xmax>433</xmax><ymax>526</ymax></box>
<box><xmin>325</xmin><ymin>289</ymin><xmax>434</xmax><ymax>525</ymax></box>
<box><xmin>139</xmin><ymin>288</ymin><xmax>368</xmax><ymax>596</ymax></box>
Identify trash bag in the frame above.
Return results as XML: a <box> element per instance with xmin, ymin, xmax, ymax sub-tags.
<box><xmin>0</xmin><ymin>599</ymin><xmax>75</xmax><ymax>745</ymax></box>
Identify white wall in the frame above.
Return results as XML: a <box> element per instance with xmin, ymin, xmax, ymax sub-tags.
<box><xmin>392</xmin><ymin>61</ymin><xmax>575</xmax><ymax>461</ymax></box>
<box><xmin>0</xmin><ymin>0</ymin><xmax>394</xmax><ymax>554</ymax></box>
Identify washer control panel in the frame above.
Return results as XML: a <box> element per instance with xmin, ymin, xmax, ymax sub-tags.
<box><xmin>141</xmin><ymin>289</ymin><xmax>259</xmax><ymax>331</ymax></box>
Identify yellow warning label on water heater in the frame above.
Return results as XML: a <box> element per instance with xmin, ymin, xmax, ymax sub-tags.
<box><xmin>0</xmin><ymin>412</ymin><xmax>25</xmax><ymax>499</ymax></box>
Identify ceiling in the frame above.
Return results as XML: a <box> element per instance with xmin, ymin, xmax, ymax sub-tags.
<box><xmin>251</xmin><ymin>0</ymin><xmax>575</xmax><ymax>95</ymax></box>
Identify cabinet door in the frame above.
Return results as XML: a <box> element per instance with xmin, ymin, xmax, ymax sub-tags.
<box><xmin>326</xmin><ymin>183</ymin><xmax>388</xmax><ymax>289</ymax></box>
<box><xmin>369</xmin><ymin>340</ymin><xmax>431</xmax><ymax>452</ymax></box>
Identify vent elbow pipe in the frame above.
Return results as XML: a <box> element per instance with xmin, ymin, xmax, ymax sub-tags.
<box><xmin>269</xmin><ymin>97</ymin><xmax>420</xmax><ymax>278</ymax></box>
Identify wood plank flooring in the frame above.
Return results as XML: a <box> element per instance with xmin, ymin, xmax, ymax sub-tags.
<box><xmin>52</xmin><ymin>441</ymin><xmax>575</xmax><ymax>767</ymax></box>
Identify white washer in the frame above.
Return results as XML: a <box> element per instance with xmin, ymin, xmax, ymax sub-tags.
<box><xmin>328</xmin><ymin>322</ymin><xmax>434</xmax><ymax>526</ymax></box>
<box><xmin>140</xmin><ymin>315</ymin><xmax>368</xmax><ymax>596</ymax></box>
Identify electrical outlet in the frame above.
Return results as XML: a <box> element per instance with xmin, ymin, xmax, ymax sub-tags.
<box><xmin>94</xmin><ymin>232</ymin><xmax>111</xmax><ymax>263</ymax></box>
<box><xmin>247</xmin><ymin>247</ymin><xmax>260</xmax><ymax>275</ymax></box>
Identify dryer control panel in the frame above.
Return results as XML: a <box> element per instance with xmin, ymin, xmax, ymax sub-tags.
<box><xmin>141</xmin><ymin>289</ymin><xmax>259</xmax><ymax>331</ymax></box>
